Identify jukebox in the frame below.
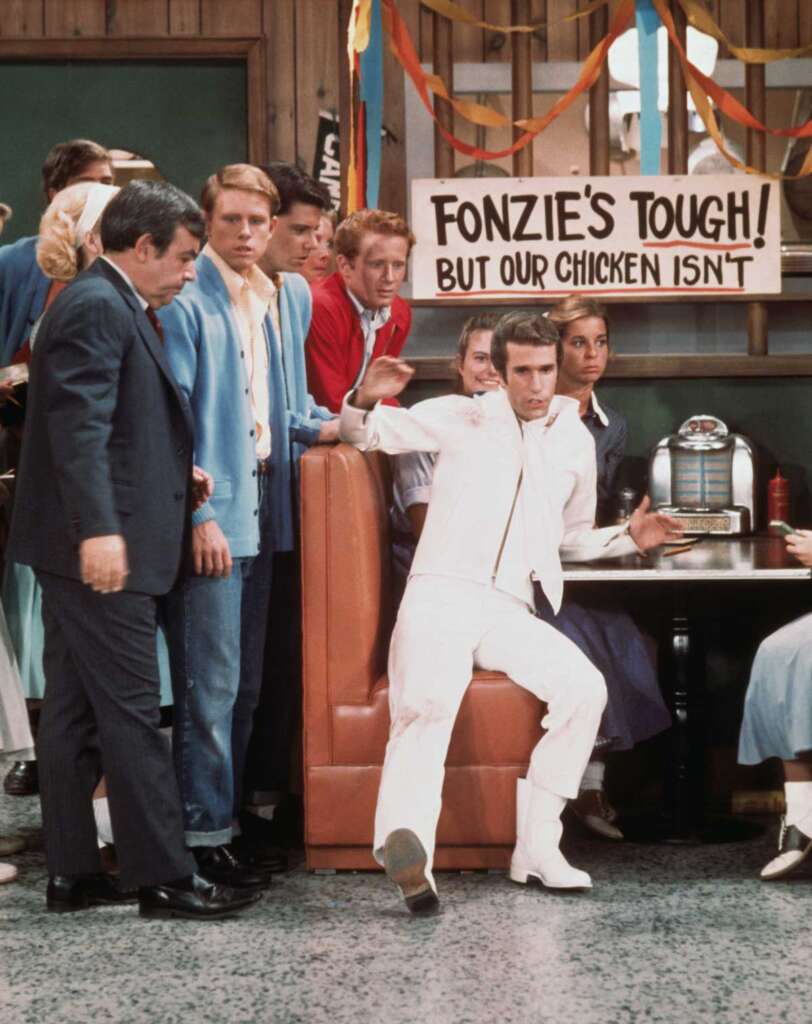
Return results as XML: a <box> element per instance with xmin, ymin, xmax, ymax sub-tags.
<box><xmin>649</xmin><ymin>414</ymin><xmax>756</xmax><ymax>535</ymax></box>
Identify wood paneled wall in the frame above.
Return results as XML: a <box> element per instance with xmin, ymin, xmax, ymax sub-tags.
<box><xmin>0</xmin><ymin>1</ymin><xmax>811</xmax><ymax>218</ymax></box>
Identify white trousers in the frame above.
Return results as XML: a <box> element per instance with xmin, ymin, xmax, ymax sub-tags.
<box><xmin>373</xmin><ymin>576</ymin><xmax>606</xmax><ymax>867</ymax></box>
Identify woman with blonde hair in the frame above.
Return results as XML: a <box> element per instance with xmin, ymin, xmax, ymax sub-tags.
<box><xmin>2</xmin><ymin>181</ymin><xmax>118</xmax><ymax>799</ymax></box>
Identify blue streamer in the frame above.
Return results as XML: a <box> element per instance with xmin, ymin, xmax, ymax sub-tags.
<box><xmin>359</xmin><ymin>0</ymin><xmax>384</xmax><ymax>208</ymax></box>
<box><xmin>636</xmin><ymin>0</ymin><xmax>661</xmax><ymax>175</ymax></box>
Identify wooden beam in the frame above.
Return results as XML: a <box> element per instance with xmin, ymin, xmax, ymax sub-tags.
<box><xmin>511</xmin><ymin>0</ymin><xmax>533</xmax><ymax>177</ymax></box>
<box><xmin>667</xmin><ymin>0</ymin><xmax>688</xmax><ymax>174</ymax></box>
<box><xmin>338</xmin><ymin>0</ymin><xmax>354</xmax><ymax>216</ymax></box>
<box><xmin>745</xmin><ymin>0</ymin><xmax>768</xmax><ymax>357</ymax></box>
<box><xmin>407</xmin><ymin>354</ymin><xmax>812</xmax><ymax>381</ymax></box>
<box><xmin>588</xmin><ymin>0</ymin><xmax>609</xmax><ymax>175</ymax></box>
<box><xmin>433</xmin><ymin>11</ymin><xmax>454</xmax><ymax>178</ymax></box>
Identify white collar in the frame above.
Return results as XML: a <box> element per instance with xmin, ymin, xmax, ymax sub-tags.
<box><xmin>588</xmin><ymin>390</ymin><xmax>610</xmax><ymax>427</ymax></box>
<box><xmin>100</xmin><ymin>256</ymin><xmax>149</xmax><ymax>310</ymax></box>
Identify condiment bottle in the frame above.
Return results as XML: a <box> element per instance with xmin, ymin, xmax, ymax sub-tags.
<box><xmin>767</xmin><ymin>468</ymin><xmax>790</xmax><ymax>523</ymax></box>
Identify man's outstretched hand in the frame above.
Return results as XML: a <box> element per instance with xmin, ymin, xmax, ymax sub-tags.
<box><xmin>628</xmin><ymin>495</ymin><xmax>683</xmax><ymax>551</ymax></box>
<box><xmin>353</xmin><ymin>357</ymin><xmax>415</xmax><ymax>410</ymax></box>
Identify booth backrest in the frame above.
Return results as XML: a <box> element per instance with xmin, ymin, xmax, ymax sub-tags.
<box><xmin>301</xmin><ymin>445</ymin><xmax>394</xmax><ymax>757</ymax></box>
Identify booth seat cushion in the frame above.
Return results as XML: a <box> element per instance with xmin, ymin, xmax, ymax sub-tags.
<box><xmin>330</xmin><ymin>670</ymin><xmax>544</xmax><ymax>766</ymax></box>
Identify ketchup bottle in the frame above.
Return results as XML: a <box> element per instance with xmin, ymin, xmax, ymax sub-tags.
<box><xmin>767</xmin><ymin>468</ymin><xmax>790</xmax><ymax>524</ymax></box>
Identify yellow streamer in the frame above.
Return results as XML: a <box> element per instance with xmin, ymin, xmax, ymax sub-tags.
<box><xmin>678</xmin><ymin>0</ymin><xmax>812</xmax><ymax>63</ymax></box>
<box><xmin>418</xmin><ymin>0</ymin><xmax>609</xmax><ymax>36</ymax></box>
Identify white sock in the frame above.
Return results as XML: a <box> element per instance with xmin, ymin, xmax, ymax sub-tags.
<box><xmin>784</xmin><ymin>781</ymin><xmax>812</xmax><ymax>832</ymax></box>
<box><xmin>580</xmin><ymin>760</ymin><xmax>605</xmax><ymax>793</ymax></box>
<box><xmin>93</xmin><ymin>797</ymin><xmax>114</xmax><ymax>846</ymax></box>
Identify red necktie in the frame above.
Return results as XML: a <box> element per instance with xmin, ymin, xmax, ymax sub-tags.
<box><xmin>145</xmin><ymin>306</ymin><xmax>164</xmax><ymax>344</ymax></box>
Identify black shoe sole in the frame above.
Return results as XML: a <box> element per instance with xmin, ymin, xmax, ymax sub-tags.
<box><xmin>383</xmin><ymin>829</ymin><xmax>440</xmax><ymax>916</ymax></box>
<box><xmin>47</xmin><ymin>896</ymin><xmax>138</xmax><ymax>913</ymax></box>
<box><xmin>138</xmin><ymin>900</ymin><xmax>259</xmax><ymax>920</ymax></box>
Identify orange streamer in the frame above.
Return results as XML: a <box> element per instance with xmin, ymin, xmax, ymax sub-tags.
<box><xmin>382</xmin><ymin>0</ymin><xmax>634</xmax><ymax>163</ymax></box>
<box><xmin>651</xmin><ymin>0</ymin><xmax>812</xmax><ymax>177</ymax></box>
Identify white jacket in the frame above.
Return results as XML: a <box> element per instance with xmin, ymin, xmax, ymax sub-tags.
<box><xmin>339</xmin><ymin>388</ymin><xmax>638</xmax><ymax>612</ymax></box>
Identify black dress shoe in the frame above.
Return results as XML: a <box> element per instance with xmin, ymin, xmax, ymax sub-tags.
<box><xmin>4</xmin><ymin>760</ymin><xmax>38</xmax><ymax>796</ymax></box>
<box><xmin>229</xmin><ymin>835</ymin><xmax>288</xmax><ymax>874</ymax></box>
<box><xmin>47</xmin><ymin>873</ymin><xmax>138</xmax><ymax>913</ymax></box>
<box><xmin>193</xmin><ymin>844</ymin><xmax>271</xmax><ymax>890</ymax></box>
<box><xmin>139</xmin><ymin>872</ymin><xmax>262</xmax><ymax>920</ymax></box>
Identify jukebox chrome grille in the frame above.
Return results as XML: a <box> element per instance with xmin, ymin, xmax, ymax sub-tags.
<box><xmin>671</xmin><ymin>448</ymin><xmax>733</xmax><ymax>509</ymax></box>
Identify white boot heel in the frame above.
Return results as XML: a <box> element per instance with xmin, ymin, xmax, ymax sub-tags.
<box><xmin>510</xmin><ymin>779</ymin><xmax>592</xmax><ymax>892</ymax></box>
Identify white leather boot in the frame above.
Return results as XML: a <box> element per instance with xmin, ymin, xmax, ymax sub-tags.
<box><xmin>510</xmin><ymin>778</ymin><xmax>592</xmax><ymax>891</ymax></box>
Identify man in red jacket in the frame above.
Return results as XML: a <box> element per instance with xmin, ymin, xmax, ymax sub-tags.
<box><xmin>305</xmin><ymin>209</ymin><xmax>414</xmax><ymax>412</ymax></box>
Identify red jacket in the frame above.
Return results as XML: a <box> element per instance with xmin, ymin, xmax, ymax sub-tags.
<box><xmin>305</xmin><ymin>271</ymin><xmax>412</xmax><ymax>413</ymax></box>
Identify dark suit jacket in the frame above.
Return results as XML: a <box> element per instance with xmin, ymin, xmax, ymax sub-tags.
<box><xmin>8</xmin><ymin>258</ymin><xmax>194</xmax><ymax>595</ymax></box>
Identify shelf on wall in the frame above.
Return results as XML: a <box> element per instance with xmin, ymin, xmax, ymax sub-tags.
<box><xmin>408</xmin><ymin>354</ymin><xmax>812</xmax><ymax>381</ymax></box>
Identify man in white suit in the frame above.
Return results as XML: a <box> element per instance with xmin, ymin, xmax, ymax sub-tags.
<box><xmin>339</xmin><ymin>311</ymin><xmax>679</xmax><ymax>914</ymax></box>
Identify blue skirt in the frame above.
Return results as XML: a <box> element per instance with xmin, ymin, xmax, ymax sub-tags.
<box><xmin>738</xmin><ymin>612</ymin><xmax>812</xmax><ymax>764</ymax></box>
<box><xmin>539</xmin><ymin>598</ymin><xmax>671</xmax><ymax>751</ymax></box>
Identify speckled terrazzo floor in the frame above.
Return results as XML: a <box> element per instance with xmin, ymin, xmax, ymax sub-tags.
<box><xmin>1</xmin><ymin>787</ymin><xmax>810</xmax><ymax>1024</ymax></box>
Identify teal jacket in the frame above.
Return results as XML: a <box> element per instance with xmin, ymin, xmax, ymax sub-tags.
<box><xmin>0</xmin><ymin>237</ymin><xmax>49</xmax><ymax>363</ymax></box>
<box><xmin>159</xmin><ymin>253</ymin><xmax>333</xmax><ymax>556</ymax></box>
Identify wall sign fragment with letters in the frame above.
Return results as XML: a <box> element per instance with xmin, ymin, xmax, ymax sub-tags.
<box><xmin>410</xmin><ymin>175</ymin><xmax>780</xmax><ymax>299</ymax></box>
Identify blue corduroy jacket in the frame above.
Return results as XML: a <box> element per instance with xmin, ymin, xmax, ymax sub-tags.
<box><xmin>0</xmin><ymin>237</ymin><xmax>49</xmax><ymax>363</ymax></box>
<box><xmin>159</xmin><ymin>253</ymin><xmax>333</xmax><ymax>557</ymax></box>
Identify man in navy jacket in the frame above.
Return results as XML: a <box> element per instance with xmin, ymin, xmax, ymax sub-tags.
<box><xmin>7</xmin><ymin>181</ymin><xmax>258</xmax><ymax>920</ymax></box>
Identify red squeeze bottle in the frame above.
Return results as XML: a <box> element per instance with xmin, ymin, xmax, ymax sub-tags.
<box><xmin>767</xmin><ymin>468</ymin><xmax>790</xmax><ymax>524</ymax></box>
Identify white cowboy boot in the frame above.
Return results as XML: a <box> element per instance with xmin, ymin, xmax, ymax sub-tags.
<box><xmin>510</xmin><ymin>778</ymin><xmax>592</xmax><ymax>891</ymax></box>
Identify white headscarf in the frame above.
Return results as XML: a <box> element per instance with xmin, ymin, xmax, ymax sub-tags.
<box><xmin>74</xmin><ymin>183</ymin><xmax>119</xmax><ymax>250</ymax></box>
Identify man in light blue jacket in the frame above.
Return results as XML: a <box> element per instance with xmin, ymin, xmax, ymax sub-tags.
<box><xmin>159</xmin><ymin>163</ymin><xmax>332</xmax><ymax>890</ymax></box>
<box><xmin>236</xmin><ymin>164</ymin><xmax>337</xmax><ymax>860</ymax></box>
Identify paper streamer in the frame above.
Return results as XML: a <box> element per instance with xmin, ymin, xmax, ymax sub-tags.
<box><xmin>417</xmin><ymin>0</ymin><xmax>608</xmax><ymax>35</ymax></box>
<box><xmin>677</xmin><ymin>0</ymin><xmax>812</xmax><ymax>63</ymax></box>
<box><xmin>360</xmin><ymin>0</ymin><xmax>384</xmax><ymax>208</ymax></box>
<box><xmin>635</xmin><ymin>0</ymin><xmax>661</xmax><ymax>175</ymax></box>
<box><xmin>651</xmin><ymin>0</ymin><xmax>812</xmax><ymax>178</ymax></box>
<box><xmin>382</xmin><ymin>0</ymin><xmax>634</xmax><ymax>161</ymax></box>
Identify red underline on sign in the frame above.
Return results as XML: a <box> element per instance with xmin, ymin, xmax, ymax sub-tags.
<box><xmin>434</xmin><ymin>287</ymin><xmax>746</xmax><ymax>298</ymax></box>
<box><xmin>642</xmin><ymin>241</ymin><xmax>753</xmax><ymax>251</ymax></box>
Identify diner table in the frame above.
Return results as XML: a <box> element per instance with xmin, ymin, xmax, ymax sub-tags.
<box><xmin>562</xmin><ymin>535</ymin><xmax>812</xmax><ymax>843</ymax></box>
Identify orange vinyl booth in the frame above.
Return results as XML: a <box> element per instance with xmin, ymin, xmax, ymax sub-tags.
<box><xmin>301</xmin><ymin>442</ymin><xmax>547</xmax><ymax>871</ymax></box>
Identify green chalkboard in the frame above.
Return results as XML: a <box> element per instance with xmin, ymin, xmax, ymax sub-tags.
<box><xmin>0</xmin><ymin>60</ymin><xmax>247</xmax><ymax>242</ymax></box>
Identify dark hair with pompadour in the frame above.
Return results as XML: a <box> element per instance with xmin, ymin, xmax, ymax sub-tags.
<box><xmin>100</xmin><ymin>180</ymin><xmax>205</xmax><ymax>256</ymax></box>
<box><xmin>490</xmin><ymin>311</ymin><xmax>560</xmax><ymax>377</ymax></box>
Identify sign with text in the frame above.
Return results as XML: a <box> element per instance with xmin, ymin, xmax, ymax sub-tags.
<box><xmin>411</xmin><ymin>175</ymin><xmax>781</xmax><ymax>299</ymax></box>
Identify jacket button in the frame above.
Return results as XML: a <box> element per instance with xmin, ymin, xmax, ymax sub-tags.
<box><xmin>253</xmin><ymin>509</ymin><xmax>258</xmax><ymax>516</ymax></box>
<box><xmin>176</xmin><ymin>446</ymin><xmax>185</xmax><ymax>457</ymax></box>
<box><xmin>249</xmin><ymin>429</ymin><xmax>255</xmax><ymax>437</ymax></box>
<box><xmin>252</xmin><ymin>469</ymin><xmax>257</xmax><ymax>478</ymax></box>
<box><xmin>174</xmin><ymin>492</ymin><xmax>184</xmax><ymax>501</ymax></box>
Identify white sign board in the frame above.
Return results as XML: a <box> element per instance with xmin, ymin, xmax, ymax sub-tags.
<box><xmin>410</xmin><ymin>175</ymin><xmax>781</xmax><ymax>300</ymax></box>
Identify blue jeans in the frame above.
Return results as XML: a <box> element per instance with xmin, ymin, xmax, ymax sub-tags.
<box><xmin>164</xmin><ymin>473</ymin><xmax>274</xmax><ymax>846</ymax></box>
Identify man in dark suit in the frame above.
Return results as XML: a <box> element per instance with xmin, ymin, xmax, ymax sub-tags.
<box><xmin>7</xmin><ymin>180</ymin><xmax>260</xmax><ymax>920</ymax></box>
